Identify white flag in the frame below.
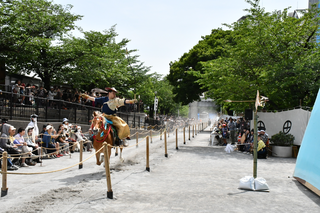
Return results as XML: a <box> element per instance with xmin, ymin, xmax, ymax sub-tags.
<box><xmin>255</xmin><ymin>90</ymin><xmax>262</xmax><ymax>111</ymax></box>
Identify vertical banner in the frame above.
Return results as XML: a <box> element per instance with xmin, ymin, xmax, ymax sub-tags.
<box><xmin>154</xmin><ymin>96</ymin><xmax>158</xmax><ymax>119</ymax></box>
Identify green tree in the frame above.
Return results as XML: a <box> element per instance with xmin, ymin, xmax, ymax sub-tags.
<box><xmin>198</xmin><ymin>0</ymin><xmax>320</xmax><ymax>111</ymax></box>
<box><xmin>0</xmin><ymin>0</ymin><xmax>82</xmax><ymax>80</ymax></box>
<box><xmin>167</xmin><ymin>28</ymin><xmax>234</xmax><ymax>105</ymax></box>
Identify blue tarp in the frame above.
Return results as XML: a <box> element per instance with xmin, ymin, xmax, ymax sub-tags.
<box><xmin>294</xmin><ymin>89</ymin><xmax>320</xmax><ymax>191</ymax></box>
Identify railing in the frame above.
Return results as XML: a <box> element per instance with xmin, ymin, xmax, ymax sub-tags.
<box><xmin>0</xmin><ymin>91</ymin><xmax>145</xmax><ymax>127</ymax></box>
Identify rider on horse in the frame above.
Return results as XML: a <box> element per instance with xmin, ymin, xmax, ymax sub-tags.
<box><xmin>81</xmin><ymin>87</ymin><xmax>137</xmax><ymax>146</ymax></box>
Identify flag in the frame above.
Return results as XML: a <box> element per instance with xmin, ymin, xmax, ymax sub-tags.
<box><xmin>255</xmin><ymin>90</ymin><xmax>262</xmax><ymax>111</ymax></box>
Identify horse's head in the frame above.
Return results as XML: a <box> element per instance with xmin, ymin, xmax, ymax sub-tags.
<box><xmin>91</xmin><ymin>114</ymin><xmax>105</xmax><ymax>136</ymax></box>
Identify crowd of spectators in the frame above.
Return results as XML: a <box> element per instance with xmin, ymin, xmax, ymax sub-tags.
<box><xmin>211</xmin><ymin>116</ymin><xmax>268</xmax><ymax>158</ymax></box>
<box><xmin>0</xmin><ymin>115</ymin><xmax>92</xmax><ymax>171</ymax></box>
<box><xmin>8</xmin><ymin>80</ymin><xmax>140</xmax><ymax>113</ymax></box>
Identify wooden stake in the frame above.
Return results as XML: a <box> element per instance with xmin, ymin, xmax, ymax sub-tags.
<box><xmin>146</xmin><ymin>136</ymin><xmax>150</xmax><ymax>172</ymax></box>
<box><xmin>176</xmin><ymin>128</ymin><xmax>178</xmax><ymax>150</ymax></box>
<box><xmin>79</xmin><ymin>140</ymin><xmax>83</xmax><ymax>169</ymax></box>
<box><xmin>103</xmin><ymin>143</ymin><xmax>113</xmax><ymax>199</ymax></box>
<box><xmin>136</xmin><ymin>132</ymin><xmax>139</xmax><ymax>148</ymax></box>
<box><xmin>164</xmin><ymin>130</ymin><xmax>168</xmax><ymax>157</ymax></box>
<box><xmin>183</xmin><ymin>127</ymin><xmax>186</xmax><ymax>144</ymax></box>
<box><xmin>1</xmin><ymin>151</ymin><xmax>8</xmax><ymax>197</ymax></box>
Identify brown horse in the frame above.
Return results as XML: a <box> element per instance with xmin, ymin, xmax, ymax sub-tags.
<box><xmin>91</xmin><ymin>111</ymin><xmax>124</xmax><ymax>165</ymax></box>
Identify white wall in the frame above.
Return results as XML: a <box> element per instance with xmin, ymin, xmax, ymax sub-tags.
<box><xmin>250</xmin><ymin>108</ymin><xmax>311</xmax><ymax>145</ymax></box>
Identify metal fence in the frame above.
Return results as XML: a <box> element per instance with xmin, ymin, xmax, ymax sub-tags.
<box><xmin>0</xmin><ymin>91</ymin><xmax>146</xmax><ymax>128</ymax></box>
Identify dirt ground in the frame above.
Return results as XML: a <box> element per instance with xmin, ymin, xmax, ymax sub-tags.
<box><xmin>1</xmin><ymin>128</ymin><xmax>320</xmax><ymax>213</ymax></box>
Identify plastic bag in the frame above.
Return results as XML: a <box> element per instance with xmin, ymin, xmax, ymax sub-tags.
<box><xmin>254</xmin><ymin>177</ymin><xmax>269</xmax><ymax>191</ymax></box>
<box><xmin>239</xmin><ymin>176</ymin><xmax>255</xmax><ymax>190</ymax></box>
<box><xmin>225</xmin><ymin>144</ymin><xmax>234</xmax><ymax>153</ymax></box>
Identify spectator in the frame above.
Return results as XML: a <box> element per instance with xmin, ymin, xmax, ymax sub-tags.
<box><xmin>0</xmin><ymin>147</ymin><xmax>19</xmax><ymax>170</ymax></box>
<box><xmin>27</xmin><ymin>114</ymin><xmax>40</xmax><ymax>141</ymax></box>
<box><xmin>257</xmin><ymin>134</ymin><xmax>267</xmax><ymax>158</ymax></box>
<box><xmin>62</xmin><ymin>118</ymin><xmax>78</xmax><ymax>153</ymax></box>
<box><xmin>25</xmin><ymin>126</ymin><xmax>42</xmax><ymax>163</ymax></box>
<box><xmin>12</xmin><ymin>80</ymin><xmax>24</xmax><ymax>104</ymax></box>
<box><xmin>48</xmin><ymin>87</ymin><xmax>57</xmax><ymax>107</ymax></box>
<box><xmin>228</xmin><ymin>117</ymin><xmax>236</xmax><ymax>144</ymax></box>
<box><xmin>74</xmin><ymin>126</ymin><xmax>92</xmax><ymax>152</ymax></box>
<box><xmin>14</xmin><ymin>128</ymin><xmax>36</xmax><ymax>166</ymax></box>
<box><xmin>260</xmin><ymin>130</ymin><xmax>268</xmax><ymax>144</ymax></box>
<box><xmin>42</xmin><ymin>125</ymin><xmax>61</xmax><ymax>158</ymax></box>
<box><xmin>55</xmin><ymin>124</ymin><xmax>69</xmax><ymax>156</ymax></box>
<box><xmin>0</xmin><ymin>124</ymin><xmax>23</xmax><ymax>166</ymax></box>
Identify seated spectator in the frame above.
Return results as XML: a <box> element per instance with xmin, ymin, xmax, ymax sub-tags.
<box><xmin>25</xmin><ymin>126</ymin><xmax>42</xmax><ymax>163</ymax></box>
<box><xmin>260</xmin><ymin>129</ymin><xmax>269</xmax><ymax>145</ymax></box>
<box><xmin>0</xmin><ymin>147</ymin><xmax>19</xmax><ymax>170</ymax></box>
<box><xmin>74</xmin><ymin>126</ymin><xmax>92</xmax><ymax>152</ymax></box>
<box><xmin>55</xmin><ymin>124</ymin><xmax>70</xmax><ymax>156</ymax></box>
<box><xmin>14</xmin><ymin>128</ymin><xmax>36</xmax><ymax>166</ymax></box>
<box><xmin>257</xmin><ymin>135</ymin><xmax>267</xmax><ymax>158</ymax></box>
<box><xmin>62</xmin><ymin>118</ymin><xmax>78</xmax><ymax>153</ymax></box>
<box><xmin>0</xmin><ymin>124</ymin><xmax>23</xmax><ymax>166</ymax></box>
<box><xmin>39</xmin><ymin>124</ymin><xmax>47</xmax><ymax>139</ymax></box>
<box><xmin>42</xmin><ymin>125</ymin><xmax>61</xmax><ymax>158</ymax></box>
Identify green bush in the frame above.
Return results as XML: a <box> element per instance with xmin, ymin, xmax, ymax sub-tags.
<box><xmin>270</xmin><ymin>131</ymin><xmax>294</xmax><ymax>146</ymax></box>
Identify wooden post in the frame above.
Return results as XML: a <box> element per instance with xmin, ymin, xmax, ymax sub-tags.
<box><xmin>1</xmin><ymin>151</ymin><xmax>8</xmax><ymax>197</ymax></box>
<box><xmin>136</xmin><ymin>132</ymin><xmax>139</xmax><ymax>148</ymax></box>
<box><xmin>150</xmin><ymin>130</ymin><xmax>152</xmax><ymax>143</ymax></box>
<box><xmin>164</xmin><ymin>130</ymin><xmax>168</xmax><ymax>157</ymax></box>
<box><xmin>40</xmin><ymin>145</ymin><xmax>43</xmax><ymax>167</ymax></box>
<box><xmin>193</xmin><ymin>125</ymin><xmax>194</xmax><ymax>138</ymax></box>
<box><xmin>79</xmin><ymin>140</ymin><xmax>83</xmax><ymax>169</ymax></box>
<box><xmin>103</xmin><ymin>142</ymin><xmax>113</xmax><ymax>199</ymax></box>
<box><xmin>188</xmin><ymin>126</ymin><xmax>190</xmax><ymax>140</ymax></box>
<box><xmin>160</xmin><ymin>128</ymin><xmax>162</xmax><ymax>140</ymax></box>
<box><xmin>146</xmin><ymin>136</ymin><xmax>150</xmax><ymax>172</ymax></box>
<box><xmin>183</xmin><ymin>127</ymin><xmax>186</xmax><ymax>144</ymax></box>
<box><xmin>175</xmin><ymin>128</ymin><xmax>178</xmax><ymax>150</ymax></box>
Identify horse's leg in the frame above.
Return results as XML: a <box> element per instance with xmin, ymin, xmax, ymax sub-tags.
<box><xmin>115</xmin><ymin>147</ymin><xmax>118</xmax><ymax>156</ymax></box>
<box><xmin>120</xmin><ymin>146</ymin><xmax>124</xmax><ymax>163</ymax></box>
<box><xmin>96</xmin><ymin>147</ymin><xmax>102</xmax><ymax>165</ymax></box>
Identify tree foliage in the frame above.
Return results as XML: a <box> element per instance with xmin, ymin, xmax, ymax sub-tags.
<box><xmin>167</xmin><ymin>28</ymin><xmax>233</xmax><ymax>105</ymax></box>
<box><xmin>197</xmin><ymin>0</ymin><xmax>320</xmax><ymax>111</ymax></box>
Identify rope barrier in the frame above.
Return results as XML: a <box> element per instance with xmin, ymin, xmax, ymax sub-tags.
<box><xmin>0</xmin><ymin>145</ymin><xmax>105</xmax><ymax>175</ymax></box>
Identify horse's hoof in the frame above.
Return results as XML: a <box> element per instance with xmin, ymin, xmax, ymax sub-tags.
<box><xmin>120</xmin><ymin>158</ymin><xmax>125</xmax><ymax>163</ymax></box>
<box><xmin>97</xmin><ymin>162</ymin><xmax>101</xmax><ymax>166</ymax></box>
<box><xmin>115</xmin><ymin>153</ymin><xmax>118</xmax><ymax>156</ymax></box>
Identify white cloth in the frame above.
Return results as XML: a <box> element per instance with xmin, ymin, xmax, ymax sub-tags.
<box><xmin>27</xmin><ymin>120</ymin><xmax>39</xmax><ymax>137</ymax></box>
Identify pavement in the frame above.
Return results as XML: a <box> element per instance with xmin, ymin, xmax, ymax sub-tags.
<box><xmin>1</xmin><ymin>127</ymin><xmax>320</xmax><ymax>213</ymax></box>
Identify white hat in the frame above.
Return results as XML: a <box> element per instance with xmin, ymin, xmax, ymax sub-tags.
<box><xmin>77</xmin><ymin>126</ymin><xmax>81</xmax><ymax>129</ymax></box>
<box><xmin>10</xmin><ymin>126</ymin><xmax>16</xmax><ymax>130</ymax></box>
<box><xmin>260</xmin><ymin>130</ymin><xmax>265</xmax><ymax>133</ymax></box>
<box><xmin>62</xmin><ymin>118</ymin><xmax>69</xmax><ymax>123</ymax></box>
<box><xmin>46</xmin><ymin>125</ymin><xmax>53</xmax><ymax>130</ymax></box>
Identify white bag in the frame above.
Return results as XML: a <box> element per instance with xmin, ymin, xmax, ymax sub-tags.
<box><xmin>225</xmin><ymin>144</ymin><xmax>234</xmax><ymax>153</ymax></box>
<box><xmin>239</xmin><ymin>176</ymin><xmax>255</xmax><ymax>190</ymax></box>
<box><xmin>254</xmin><ymin>177</ymin><xmax>269</xmax><ymax>191</ymax></box>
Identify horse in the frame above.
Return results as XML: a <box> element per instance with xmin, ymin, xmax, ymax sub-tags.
<box><xmin>91</xmin><ymin>111</ymin><xmax>124</xmax><ymax>165</ymax></box>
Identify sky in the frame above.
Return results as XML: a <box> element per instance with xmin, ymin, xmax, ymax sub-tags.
<box><xmin>52</xmin><ymin>0</ymin><xmax>309</xmax><ymax>77</ymax></box>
